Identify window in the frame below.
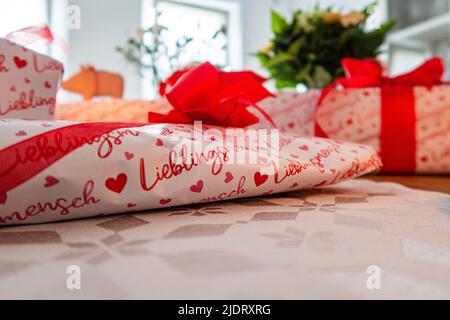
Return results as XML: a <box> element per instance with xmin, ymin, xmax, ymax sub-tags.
<box><xmin>141</xmin><ymin>0</ymin><xmax>242</xmax><ymax>99</ymax></box>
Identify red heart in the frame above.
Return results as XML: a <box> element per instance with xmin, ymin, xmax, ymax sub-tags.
<box><xmin>224</xmin><ymin>172</ymin><xmax>233</xmax><ymax>183</ymax></box>
<box><xmin>24</xmin><ymin>78</ymin><xmax>30</xmax><ymax>84</ymax></box>
<box><xmin>105</xmin><ymin>173</ymin><xmax>128</xmax><ymax>193</ymax></box>
<box><xmin>14</xmin><ymin>56</ymin><xmax>28</xmax><ymax>69</ymax></box>
<box><xmin>290</xmin><ymin>183</ymin><xmax>298</xmax><ymax>189</ymax></box>
<box><xmin>15</xmin><ymin>130</ymin><xmax>27</xmax><ymax>136</ymax></box>
<box><xmin>9</xmin><ymin>86</ymin><xmax>16</xmax><ymax>92</ymax></box>
<box><xmin>299</xmin><ymin>145</ymin><xmax>309</xmax><ymax>151</ymax></box>
<box><xmin>156</xmin><ymin>138</ymin><xmax>163</xmax><ymax>146</ymax></box>
<box><xmin>0</xmin><ymin>191</ymin><xmax>7</xmax><ymax>205</ymax></box>
<box><xmin>44</xmin><ymin>175</ymin><xmax>60</xmax><ymax>188</ymax></box>
<box><xmin>190</xmin><ymin>180</ymin><xmax>204</xmax><ymax>193</ymax></box>
<box><xmin>254</xmin><ymin>172</ymin><xmax>268</xmax><ymax>187</ymax></box>
<box><xmin>263</xmin><ymin>189</ymin><xmax>274</xmax><ymax>195</ymax></box>
<box><xmin>159</xmin><ymin>198</ymin><xmax>171</xmax><ymax>205</ymax></box>
<box><xmin>124</xmin><ymin>152</ymin><xmax>134</xmax><ymax>160</ymax></box>
<box><xmin>127</xmin><ymin>203</ymin><xmax>136</xmax><ymax>208</ymax></box>
<box><xmin>44</xmin><ymin>81</ymin><xmax>52</xmax><ymax>89</ymax></box>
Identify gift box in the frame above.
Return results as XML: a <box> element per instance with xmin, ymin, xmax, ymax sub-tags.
<box><xmin>0</xmin><ymin>119</ymin><xmax>381</xmax><ymax>226</ymax></box>
<box><xmin>0</xmin><ymin>34</ymin><xmax>63</xmax><ymax>120</ymax></box>
<box><xmin>261</xmin><ymin>58</ymin><xmax>450</xmax><ymax>174</ymax></box>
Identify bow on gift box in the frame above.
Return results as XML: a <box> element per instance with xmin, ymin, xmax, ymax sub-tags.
<box><xmin>315</xmin><ymin>57</ymin><xmax>445</xmax><ymax>173</ymax></box>
<box><xmin>149</xmin><ymin>62</ymin><xmax>276</xmax><ymax>128</ymax></box>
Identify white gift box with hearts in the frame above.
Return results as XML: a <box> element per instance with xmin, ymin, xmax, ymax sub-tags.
<box><xmin>0</xmin><ymin>37</ymin><xmax>63</xmax><ymax>120</ymax></box>
<box><xmin>0</xmin><ymin>119</ymin><xmax>381</xmax><ymax>226</ymax></box>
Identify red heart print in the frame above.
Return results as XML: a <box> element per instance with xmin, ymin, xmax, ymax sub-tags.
<box><xmin>9</xmin><ymin>86</ymin><xmax>16</xmax><ymax>92</ymax></box>
<box><xmin>290</xmin><ymin>183</ymin><xmax>298</xmax><ymax>189</ymax></box>
<box><xmin>330</xmin><ymin>169</ymin><xmax>336</xmax><ymax>174</ymax></box>
<box><xmin>224</xmin><ymin>172</ymin><xmax>233</xmax><ymax>183</ymax></box>
<box><xmin>299</xmin><ymin>145</ymin><xmax>309</xmax><ymax>151</ymax></box>
<box><xmin>15</xmin><ymin>130</ymin><xmax>27</xmax><ymax>136</ymax></box>
<box><xmin>14</xmin><ymin>56</ymin><xmax>28</xmax><ymax>69</ymax></box>
<box><xmin>263</xmin><ymin>189</ymin><xmax>274</xmax><ymax>195</ymax></box>
<box><xmin>159</xmin><ymin>198</ymin><xmax>171</xmax><ymax>205</ymax></box>
<box><xmin>24</xmin><ymin>78</ymin><xmax>30</xmax><ymax>84</ymax></box>
<box><xmin>127</xmin><ymin>203</ymin><xmax>136</xmax><ymax>208</ymax></box>
<box><xmin>124</xmin><ymin>152</ymin><xmax>134</xmax><ymax>160</ymax></box>
<box><xmin>290</xmin><ymin>154</ymin><xmax>299</xmax><ymax>159</ymax></box>
<box><xmin>156</xmin><ymin>138</ymin><xmax>163</xmax><ymax>146</ymax></box>
<box><xmin>44</xmin><ymin>175</ymin><xmax>60</xmax><ymax>188</ymax></box>
<box><xmin>254</xmin><ymin>172</ymin><xmax>268</xmax><ymax>187</ymax></box>
<box><xmin>190</xmin><ymin>180</ymin><xmax>204</xmax><ymax>193</ymax></box>
<box><xmin>44</xmin><ymin>81</ymin><xmax>52</xmax><ymax>89</ymax></box>
<box><xmin>105</xmin><ymin>173</ymin><xmax>128</xmax><ymax>193</ymax></box>
<box><xmin>0</xmin><ymin>191</ymin><xmax>7</xmax><ymax>205</ymax></box>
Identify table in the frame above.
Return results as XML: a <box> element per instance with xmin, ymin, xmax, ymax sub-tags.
<box><xmin>364</xmin><ymin>175</ymin><xmax>450</xmax><ymax>194</ymax></box>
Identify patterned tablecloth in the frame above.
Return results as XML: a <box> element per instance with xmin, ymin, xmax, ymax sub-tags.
<box><xmin>0</xmin><ymin>179</ymin><xmax>449</xmax><ymax>299</ymax></box>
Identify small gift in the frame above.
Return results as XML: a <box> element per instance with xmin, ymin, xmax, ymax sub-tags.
<box><xmin>314</xmin><ymin>58</ymin><xmax>450</xmax><ymax>173</ymax></box>
<box><xmin>0</xmin><ymin>25</ymin><xmax>64</xmax><ymax>120</ymax></box>
<box><xmin>0</xmin><ymin>63</ymin><xmax>381</xmax><ymax>226</ymax></box>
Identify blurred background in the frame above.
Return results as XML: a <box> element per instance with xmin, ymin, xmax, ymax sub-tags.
<box><xmin>2</xmin><ymin>0</ymin><xmax>450</xmax><ymax>101</ymax></box>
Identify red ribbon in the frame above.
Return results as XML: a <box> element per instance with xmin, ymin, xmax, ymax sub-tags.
<box><xmin>149</xmin><ymin>62</ymin><xmax>275</xmax><ymax>128</ymax></box>
<box><xmin>5</xmin><ymin>24</ymin><xmax>69</xmax><ymax>55</ymax></box>
<box><xmin>0</xmin><ymin>122</ymin><xmax>147</xmax><ymax>195</ymax></box>
<box><xmin>315</xmin><ymin>57</ymin><xmax>445</xmax><ymax>173</ymax></box>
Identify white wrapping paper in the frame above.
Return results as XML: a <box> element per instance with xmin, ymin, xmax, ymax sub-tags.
<box><xmin>0</xmin><ymin>119</ymin><xmax>381</xmax><ymax>225</ymax></box>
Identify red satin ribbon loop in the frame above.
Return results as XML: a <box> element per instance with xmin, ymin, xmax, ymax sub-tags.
<box><xmin>149</xmin><ymin>62</ymin><xmax>274</xmax><ymax>128</ymax></box>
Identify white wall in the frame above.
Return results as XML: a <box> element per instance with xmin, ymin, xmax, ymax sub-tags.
<box><xmin>65</xmin><ymin>0</ymin><xmax>142</xmax><ymax>101</ymax></box>
<box><xmin>61</xmin><ymin>0</ymin><xmax>374</xmax><ymax>101</ymax></box>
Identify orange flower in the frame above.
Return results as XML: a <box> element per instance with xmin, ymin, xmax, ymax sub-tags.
<box><xmin>340</xmin><ymin>12</ymin><xmax>366</xmax><ymax>27</ymax></box>
<box><xmin>323</xmin><ymin>12</ymin><xmax>341</xmax><ymax>24</ymax></box>
<box><xmin>260</xmin><ymin>41</ymin><xmax>274</xmax><ymax>54</ymax></box>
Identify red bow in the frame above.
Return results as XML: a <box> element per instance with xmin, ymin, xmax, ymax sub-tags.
<box><xmin>149</xmin><ymin>62</ymin><xmax>274</xmax><ymax>128</ymax></box>
<box><xmin>158</xmin><ymin>68</ymin><xmax>192</xmax><ymax>97</ymax></box>
<box><xmin>316</xmin><ymin>57</ymin><xmax>445</xmax><ymax>173</ymax></box>
<box><xmin>337</xmin><ymin>57</ymin><xmax>444</xmax><ymax>88</ymax></box>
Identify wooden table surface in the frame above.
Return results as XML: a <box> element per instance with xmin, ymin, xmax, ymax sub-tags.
<box><xmin>363</xmin><ymin>175</ymin><xmax>450</xmax><ymax>194</ymax></box>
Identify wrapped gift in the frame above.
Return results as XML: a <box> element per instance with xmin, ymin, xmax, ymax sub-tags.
<box><xmin>314</xmin><ymin>58</ymin><xmax>450</xmax><ymax>174</ymax></box>
<box><xmin>0</xmin><ymin>26</ymin><xmax>63</xmax><ymax>120</ymax></box>
<box><xmin>0</xmin><ymin>119</ymin><xmax>381</xmax><ymax>226</ymax></box>
<box><xmin>261</xmin><ymin>58</ymin><xmax>450</xmax><ymax>174</ymax></box>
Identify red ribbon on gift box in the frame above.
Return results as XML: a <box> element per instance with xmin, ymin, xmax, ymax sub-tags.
<box><xmin>315</xmin><ymin>57</ymin><xmax>445</xmax><ymax>173</ymax></box>
<box><xmin>149</xmin><ymin>62</ymin><xmax>276</xmax><ymax>128</ymax></box>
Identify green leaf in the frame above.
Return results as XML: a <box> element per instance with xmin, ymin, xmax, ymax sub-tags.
<box><xmin>256</xmin><ymin>52</ymin><xmax>271</xmax><ymax>66</ymax></box>
<box><xmin>312</xmin><ymin>65</ymin><xmax>333</xmax><ymax>88</ymax></box>
<box><xmin>287</xmin><ymin>37</ymin><xmax>305</xmax><ymax>56</ymax></box>
<box><xmin>275</xmin><ymin>79</ymin><xmax>298</xmax><ymax>89</ymax></box>
<box><xmin>267</xmin><ymin>53</ymin><xmax>297</xmax><ymax>67</ymax></box>
<box><xmin>272</xmin><ymin>10</ymin><xmax>289</xmax><ymax>35</ymax></box>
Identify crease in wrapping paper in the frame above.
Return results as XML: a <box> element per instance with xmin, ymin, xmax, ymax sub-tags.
<box><xmin>0</xmin><ymin>119</ymin><xmax>381</xmax><ymax>226</ymax></box>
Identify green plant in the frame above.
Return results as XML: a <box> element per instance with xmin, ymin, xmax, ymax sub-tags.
<box><xmin>257</xmin><ymin>3</ymin><xmax>395</xmax><ymax>89</ymax></box>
